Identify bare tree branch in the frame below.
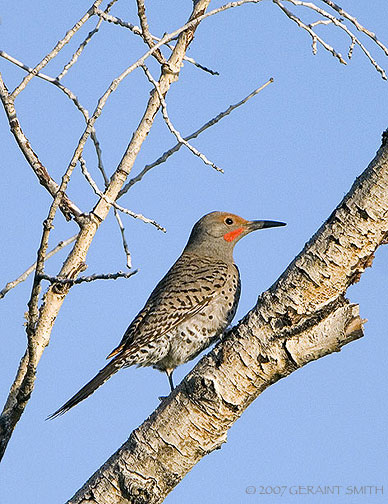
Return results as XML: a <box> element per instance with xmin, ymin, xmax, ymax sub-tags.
<box><xmin>11</xmin><ymin>0</ymin><xmax>104</xmax><ymax>98</ymax></box>
<box><xmin>136</xmin><ymin>0</ymin><xmax>166</xmax><ymax>64</ymax></box>
<box><xmin>273</xmin><ymin>0</ymin><xmax>346</xmax><ymax>63</ymax></box>
<box><xmin>0</xmin><ymin>235</ymin><xmax>77</xmax><ymax>300</ymax></box>
<box><xmin>39</xmin><ymin>270</ymin><xmax>138</xmax><ymax>286</ymax></box>
<box><xmin>0</xmin><ymin>75</ymin><xmax>84</xmax><ymax>221</ymax></box>
<box><xmin>321</xmin><ymin>0</ymin><xmax>388</xmax><ymax>56</ymax></box>
<box><xmin>67</xmin><ymin>131</ymin><xmax>388</xmax><ymax>504</ymax></box>
<box><xmin>283</xmin><ymin>0</ymin><xmax>387</xmax><ymax>79</ymax></box>
<box><xmin>119</xmin><ymin>78</ymin><xmax>274</xmax><ymax>197</ymax></box>
<box><xmin>57</xmin><ymin>0</ymin><xmax>118</xmax><ymax>81</ymax></box>
<box><xmin>79</xmin><ymin>157</ymin><xmax>166</xmax><ymax>231</ymax></box>
<box><xmin>141</xmin><ymin>64</ymin><xmax>223</xmax><ymax>173</ymax></box>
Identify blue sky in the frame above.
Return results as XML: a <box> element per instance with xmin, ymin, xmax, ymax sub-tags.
<box><xmin>1</xmin><ymin>1</ymin><xmax>387</xmax><ymax>503</ymax></box>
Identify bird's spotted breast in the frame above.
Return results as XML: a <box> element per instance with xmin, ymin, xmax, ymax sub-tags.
<box><xmin>153</xmin><ymin>262</ymin><xmax>241</xmax><ymax>371</ymax></box>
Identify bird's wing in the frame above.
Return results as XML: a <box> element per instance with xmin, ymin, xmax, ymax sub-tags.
<box><xmin>107</xmin><ymin>253</ymin><xmax>230</xmax><ymax>358</ymax></box>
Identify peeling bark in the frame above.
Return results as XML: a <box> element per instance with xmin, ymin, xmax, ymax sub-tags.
<box><xmin>67</xmin><ymin>135</ymin><xmax>388</xmax><ymax>504</ymax></box>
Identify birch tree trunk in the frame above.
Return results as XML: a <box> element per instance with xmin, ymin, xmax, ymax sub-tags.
<box><xmin>67</xmin><ymin>131</ymin><xmax>388</xmax><ymax>504</ymax></box>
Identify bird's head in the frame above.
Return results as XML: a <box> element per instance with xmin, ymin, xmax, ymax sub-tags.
<box><xmin>183</xmin><ymin>211</ymin><xmax>286</xmax><ymax>261</ymax></box>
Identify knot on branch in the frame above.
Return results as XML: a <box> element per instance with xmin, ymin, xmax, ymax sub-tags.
<box><xmin>184</xmin><ymin>373</ymin><xmax>220</xmax><ymax>410</ymax></box>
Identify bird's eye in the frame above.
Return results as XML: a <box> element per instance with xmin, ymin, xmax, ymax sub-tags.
<box><xmin>225</xmin><ymin>217</ymin><xmax>234</xmax><ymax>225</ymax></box>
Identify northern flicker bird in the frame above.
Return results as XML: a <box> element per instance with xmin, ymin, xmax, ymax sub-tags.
<box><xmin>48</xmin><ymin>211</ymin><xmax>285</xmax><ymax>418</ymax></box>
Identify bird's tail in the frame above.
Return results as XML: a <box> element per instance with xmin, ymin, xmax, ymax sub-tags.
<box><xmin>47</xmin><ymin>357</ymin><xmax>123</xmax><ymax>420</ymax></box>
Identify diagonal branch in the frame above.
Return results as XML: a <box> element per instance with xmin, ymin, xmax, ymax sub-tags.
<box><xmin>0</xmin><ymin>235</ymin><xmax>77</xmax><ymax>300</ymax></box>
<box><xmin>321</xmin><ymin>0</ymin><xmax>388</xmax><ymax>56</ymax></box>
<box><xmin>141</xmin><ymin>64</ymin><xmax>223</xmax><ymax>172</ymax></box>
<box><xmin>67</xmin><ymin>129</ymin><xmax>388</xmax><ymax>504</ymax></box>
<box><xmin>57</xmin><ymin>0</ymin><xmax>118</xmax><ymax>81</ymax></box>
<box><xmin>0</xmin><ymin>74</ymin><xmax>83</xmax><ymax>222</ymax></box>
<box><xmin>119</xmin><ymin>78</ymin><xmax>274</xmax><ymax>197</ymax></box>
<box><xmin>283</xmin><ymin>0</ymin><xmax>387</xmax><ymax>79</ymax></box>
<box><xmin>273</xmin><ymin>0</ymin><xmax>346</xmax><ymax>63</ymax></box>
<box><xmin>136</xmin><ymin>0</ymin><xmax>166</xmax><ymax>64</ymax></box>
<box><xmin>11</xmin><ymin>0</ymin><xmax>104</xmax><ymax>98</ymax></box>
<box><xmin>79</xmin><ymin>157</ymin><xmax>166</xmax><ymax>231</ymax></box>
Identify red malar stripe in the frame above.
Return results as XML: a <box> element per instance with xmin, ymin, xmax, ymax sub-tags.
<box><xmin>223</xmin><ymin>227</ymin><xmax>243</xmax><ymax>242</ymax></box>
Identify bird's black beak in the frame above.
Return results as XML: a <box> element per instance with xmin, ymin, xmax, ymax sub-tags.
<box><xmin>245</xmin><ymin>220</ymin><xmax>286</xmax><ymax>232</ymax></box>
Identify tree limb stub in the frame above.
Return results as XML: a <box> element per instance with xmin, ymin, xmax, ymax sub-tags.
<box><xmin>68</xmin><ymin>130</ymin><xmax>388</xmax><ymax>504</ymax></box>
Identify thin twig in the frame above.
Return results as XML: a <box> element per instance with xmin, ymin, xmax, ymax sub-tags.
<box><xmin>79</xmin><ymin>157</ymin><xmax>166</xmax><ymax>232</ymax></box>
<box><xmin>348</xmin><ymin>38</ymin><xmax>355</xmax><ymax>60</ymax></box>
<box><xmin>118</xmin><ymin>78</ymin><xmax>274</xmax><ymax>197</ymax></box>
<box><xmin>0</xmin><ymin>51</ymin><xmax>60</xmax><ymax>84</ymax></box>
<box><xmin>94</xmin><ymin>8</ymin><xmax>142</xmax><ymax>35</ymax></box>
<box><xmin>273</xmin><ymin>0</ymin><xmax>346</xmax><ymax>63</ymax></box>
<box><xmin>95</xmin><ymin>9</ymin><xmax>218</xmax><ymax>75</ymax></box>
<box><xmin>114</xmin><ymin>209</ymin><xmax>132</xmax><ymax>268</ymax></box>
<box><xmin>0</xmin><ymin>235</ymin><xmax>78</xmax><ymax>300</ymax></box>
<box><xmin>152</xmin><ymin>35</ymin><xmax>220</xmax><ymax>75</ymax></box>
<box><xmin>321</xmin><ymin>0</ymin><xmax>388</xmax><ymax>56</ymax></box>
<box><xmin>136</xmin><ymin>0</ymin><xmax>166</xmax><ymax>64</ymax></box>
<box><xmin>180</xmin><ymin>54</ymin><xmax>219</xmax><ymax>75</ymax></box>
<box><xmin>141</xmin><ymin>64</ymin><xmax>223</xmax><ymax>173</ymax></box>
<box><xmin>308</xmin><ymin>19</ymin><xmax>334</xmax><ymax>28</ymax></box>
<box><xmin>11</xmin><ymin>0</ymin><xmax>103</xmax><ymax>98</ymax></box>
<box><xmin>57</xmin><ymin>0</ymin><xmax>118</xmax><ymax>81</ymax></box>
<box><xmin>93</xmin><ymin>145</ymin><xmax>133</xmax><ymax>268</ymax></box>
<box><xmin>0</xmin><ymin>74</ymin><xmax>83</xmax><ymax>222</ymax></box>
<box><xmin>38</xmin><ymin>270</ymin><xmax>138</xmax><ymax>286</ymax></box>
<box><xmin>284</xmin><ymin>0</ymin><xmax>387</xmax><ymax>79</ymax></box>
